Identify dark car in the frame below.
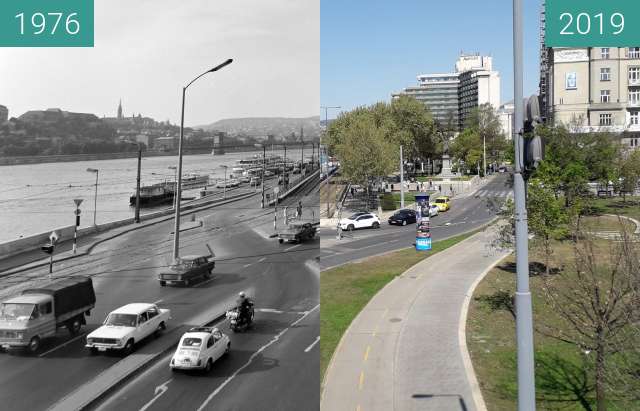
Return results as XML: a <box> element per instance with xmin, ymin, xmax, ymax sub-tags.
<box><xmin>388</xmin><ymin>209</ymin><xmax>416</xmax><ymax>226</ymax></box>
<box><xmin>277</xmin><ymin>222</ymin><xmax>318</xmax><ymax>244</ymax></box>
<box><xmin>158</xmin><ymin>254</ymin><xmax>215</xmax><ymax>287</ymax></box>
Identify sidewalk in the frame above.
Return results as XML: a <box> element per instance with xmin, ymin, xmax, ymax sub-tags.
<box><xmin>321</xmin><ymin>227</ymin><xmax>511</xmax><ymax>411</ymax></box>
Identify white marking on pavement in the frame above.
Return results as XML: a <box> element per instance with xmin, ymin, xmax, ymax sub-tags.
<box><xmin>195</xmin><ymin>304</ymin><xmax>319</xmax><ymax>411</ymax></box>
<box><xmin>304</xmin><ymin>336</ymin><xmax>320</xmax><ymax>353</ymax></box>
<box><xmin>258</xmin><ymin>257</ymin><xmax>266</xmax><ymax>262</ymax></box>
<box><xmin>39</xmin><ymin>333</ymin><xmax>87</xmax><ymax>357</ymax></box>
<box><xmin>139</xmin><ymin>378</ymin><xmax>172</xmax><ymax>411</ymax></box>
<box><xmin>194</xmin><ymin>277</ymin><xmax>216</xmax><ymax>288</ymax></box>
<box><xmin>243</xmin><ymin>263</ymin><xmax>252</xmax><ymax>268</ymax></box>
<box><xmin>284</xmin><ymin>244</ymin><xmax>301</xmax><ymax>252</ymax></box>
<box><xmin>152</xmin><ymin>299</ymin><xmax>163</xmax><ymax>305</ymax></box>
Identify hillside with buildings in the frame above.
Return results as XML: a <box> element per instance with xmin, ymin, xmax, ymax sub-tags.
<box><xmin>197</xmin><ymin>116</ymin><xmax>321</xmax><ymax>139</ymax></box>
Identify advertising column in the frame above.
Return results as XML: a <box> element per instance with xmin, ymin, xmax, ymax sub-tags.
<box><xmin>414</xmin><ymin>193</ymin><xmax>431</xmax><ymax>251</ymax></box>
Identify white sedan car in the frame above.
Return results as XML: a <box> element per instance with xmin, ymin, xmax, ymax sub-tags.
<box><xmin>170</xmin><ymin>327</ymin><xmax>230</xmax><ymax>372</ymax></box>
<box><xmin>338</xmin><ymin>212</ymin><xmax>381</xmax><ymax>231</ymax></box>
<box><xmin>429</xmin><ymin>204</ymin><xmax>439</xmax><ymax>217</ymax></box>
<box><xmin>86</xmin><ymin>303</ymin><xmax>170</xmax><ymax>355</ymax></box>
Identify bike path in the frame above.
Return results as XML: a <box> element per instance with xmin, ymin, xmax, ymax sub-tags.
<box><xmin>321</xmin><ymin>227</ymin><xmax>510</xmax><ymax>411</ymax></box>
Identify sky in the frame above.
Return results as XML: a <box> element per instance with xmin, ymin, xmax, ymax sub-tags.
<box><xmin>0</xmin><ymin>0</ymin><xmax>320</xmax><ymax>127</ymax></box>
<box><xmin>321</xmin><ymin>0</ymin><xmax>543</xmax><ymax>119</ymax></box>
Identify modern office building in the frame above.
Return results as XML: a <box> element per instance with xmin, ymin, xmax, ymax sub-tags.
<box><xmin>394</xmin><ymin>54</ymin><xmax>501</xmax><ymax>131</ymax></box>
<box><xmin>497</xmin><ymin>101</ymin><xmax>515</xmax><ymax>140</ymax></box>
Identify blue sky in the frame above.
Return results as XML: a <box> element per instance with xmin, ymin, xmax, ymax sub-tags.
<box><xmin>321</xmin><ymin>0</ymin><xmax>543</xmax><ymax>118</ymax></box>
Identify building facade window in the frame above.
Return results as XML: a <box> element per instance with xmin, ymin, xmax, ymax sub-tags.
<box><xmin>601</xmin><ymin>48</ymin><xmax>610</xmax><ymax>59</ymax></box>
<box><xmin>600</xmin><ymin>90</ymin><xmax>611</xmax><ymax>103</ymax></box>
<box><xmin>630</xmin><ymin>48</ymin><xmax>640</xmax><ymax>59</ymax></box>
<box><xmin>600</xmin><ymin>114</ymin><xmax>613</xmax><ymax>126</ymax></box>
<box><xmin>629</xmin><ymin>67</ymin><xmax>640</xmax><ymax>83</ymax></box>
<box><xmin>565</xmin><ymin>72</ymin><xmax>577</xmax><ymax>90</ymax></box>
<box><xmin>600</xmin><ymin>68</ymin><xmax>611</xmax><ymax>81</ymax></box>
<box><xmin>630</xmin><ymin>89</ymin><xmax>640</xmax><ymax>105</ymax></box>
<box><xmin>631</xmin><ymin>111</ymin><xmax>639</xmax><ymax>125</ymax></box>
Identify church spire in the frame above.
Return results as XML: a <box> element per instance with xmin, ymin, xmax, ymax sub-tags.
<box><xmin>117</xmin><ymin>99</ymin><xmax>123</xmax><ymax>119</ymax></box>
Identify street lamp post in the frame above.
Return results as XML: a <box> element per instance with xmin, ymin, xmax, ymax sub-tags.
<box><xmin>126</xmin><ymin>141</ymin><xmax>142</xmax><ymax>223</ymax></box>
<box><xmin>86</xmin><ymin>168</ymin><xmax>99</xmax><ymax>226</ymax></box>
<box><xmin>173</xmin><ymin>59</ymin><xmax>233</xmax><ymax>262</ymax></box>
<box><xmin>168</xmin><ymin>166</ymin><xmax>177</xmax><ymax>210</ymax></box>
<box><xmin>255</xmin><ymin>143</ymin><xmax>266</xmax><ymax>208</ymax></box>
<box><xmin>400</xmin><ymin>145</ymin><xmax>405</xmax><ymax>209</ymax></box>
<box><xmin>219</xmin><ymin>165</ymin><xmax>228</xmax><ymax>199</ymax></box>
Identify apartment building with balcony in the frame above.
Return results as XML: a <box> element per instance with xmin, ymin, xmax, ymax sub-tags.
<box><xmin>542</xmin><ymin>45</ymin><xmax>640</xmax><ymax>150</ymax></box>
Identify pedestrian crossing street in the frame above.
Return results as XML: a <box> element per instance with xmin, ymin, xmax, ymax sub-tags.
<box><xmin>473</xmin><ymin>189</ymin><xmax>513</xmax><ymax>199</ymax></box>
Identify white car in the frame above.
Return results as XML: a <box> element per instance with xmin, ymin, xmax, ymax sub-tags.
<box><xmin>429</xmin><ymin>204</ymin><xmax>439</xmax><ymax>217</ymax></box>
<box><xmin>170</xmin><ymin>326</ymin><xmax>230</xmax><ymax>372</ymax></box>
<box><xmin>86</xmin><ymin>303</ymin><xmax>170</xmax><ymax>355</ymax></box>
<box><xmin>339</xmin><ymin>212</ymin><xmax>381</xmax><ymax>231</ymax></box>
<box><xmin>239</xmin><ymin>175</ymin><xmax>251</xmax><ymax>183</ymax></box>
<box><xmin>264</xmin><ymin>170</ymin><xmax>274</xmax><ymax>177</ymax></box>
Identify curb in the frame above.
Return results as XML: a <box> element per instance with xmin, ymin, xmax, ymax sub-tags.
<box><xmin>320</xmin><ymin>218</ymin><xmax>498</xmax><ymax>401</ymax></box>
<box><xmin>604</xmin><ymin>214</ymin><xmax>640</xmax><ymax>234</ymax></box>
<box><xmin>458</xmin><ymin>247</ymin><xmax>511</xmax><ymax>411</ymax></box>
<box><xmin>1</xmin><ymin>192</ymin><xmax>256</xmax><ymax>278</ymax></box>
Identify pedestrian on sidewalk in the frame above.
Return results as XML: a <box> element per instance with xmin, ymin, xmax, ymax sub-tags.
<box><xmin>297</xmin><ymin>201</ymin><xmax>303</xmax><ymax>219</ymax></box>
<box><xmin>450</xmin><ymin>184</ymin><xmax>453</xmax><ymax>196</ymax></box>
<box><xmin>438</xmin><ymin>184</ymin><xmax>441</xmax><ymax>192</ymax></box>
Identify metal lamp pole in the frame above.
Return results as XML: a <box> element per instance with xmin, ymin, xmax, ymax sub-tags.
<box><xmin>173</xmin><ymin>59</ymin><xmax>233</xmax><ymax>262</ymax></box>
<box><xmin>86</xmin><ymin>168</ymin><xmax>99</xmax><ymax>226</ymax></box>
<box><xmin>168</xmin><ymin>166</ymin><xmax>177</xmax><ymax>210</ymax></box>
<box><xmin>513</xmin><ymin>0</ymin><xmax>536</xmax><ymax>409</ymax></box>
<box><xmin>127</xmin><ymin>141</ymin><xmax>142</xmax><ymax>223</ymax></box>
<box><xmin>72</xmin><ymin>199</ymin><xmax>83</xmax><ymax>254</ymax></box>
<box><xmin>400</xmin><ymin>145</ymin><xmax>405</xmax><ymax>208</ymax></box>
<box><xmin>220</xmin><ymin>165</ymin><xmax>228</xmax><ymax>199</ymax></box>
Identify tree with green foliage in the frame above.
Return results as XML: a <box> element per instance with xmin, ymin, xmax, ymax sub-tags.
<box><xmin>615</xmin><ymin>149</ymin><xmax>640</xmax><ymax>202</ymax></box>
<box><xmin>465</xmin><ymin>103</ymin><xmax>508</xmax><ymax>166</ymax></box>
<box><xmin>450</xmin><ymin>128</ymin><xmax>483</xmax><ymax>174</ymax></box>
<box><xmin>527</xmin><ymin>179</ymin><xmax>569</xmax><ymax>275</ymax></box>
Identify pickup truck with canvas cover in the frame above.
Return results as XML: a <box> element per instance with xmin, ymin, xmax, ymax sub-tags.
<box><xmin>0</xmin><ymin>276</ymin><xmax>96</xmax><ymax>353</ymax></box>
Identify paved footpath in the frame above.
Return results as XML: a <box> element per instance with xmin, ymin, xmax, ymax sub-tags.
<box><xmin>321</xmin><ymin>227</ymin><xmax>511</xmax><ymax>411</ymax></box>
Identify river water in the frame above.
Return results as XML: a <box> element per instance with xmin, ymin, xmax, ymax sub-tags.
<box><xmin>0</xmin><ymin>149</ymin><xmax>303</xmax><ymax>244</ymax></box>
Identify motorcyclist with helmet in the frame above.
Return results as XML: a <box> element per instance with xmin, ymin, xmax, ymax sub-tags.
<box><xmin>236</xmin><ymin>291</ymin><xmax>254</xmax><ymax>327</ymax></box>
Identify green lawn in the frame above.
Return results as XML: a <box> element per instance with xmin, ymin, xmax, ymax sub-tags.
<box><xmin>467</xmin><ymin>217</ymin><xmax>640</xmax><ymax>410</ymax></box>
<box><xmin>321</xmin><ymin>229</ymin><xmax>482</xmax><ymax>382</ymax></box>
<box><xmin>587</xmin><ymin>196</ymin><xmax>640</xmax><ymax>222</ymax></box>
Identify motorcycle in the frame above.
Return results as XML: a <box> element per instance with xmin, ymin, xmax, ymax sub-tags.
<box><xmin>225</xmin><ymin>301</ymin><xmax>254</xmax><ymax>332</ymax></box>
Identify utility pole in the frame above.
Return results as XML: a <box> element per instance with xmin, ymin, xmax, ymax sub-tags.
<box><xmin>261</xmin><ymin>145</ymin><xmax>266</xmax><ymax>208</ymax></box>
<box><xmin>483</xmin><ymin>133</ymin><xmax>487</xmax><ymax>178</ymax></box>
<box><xmin>134</xmin><ymin>145</ymin><xmax>141</xmax><ymax>223</ymax></box>
<box><xmin>72</xmin><ymin>199</ymin><xmax>82</xmax><ymax>254</ymax></box>
<box><xmin>400</xmin><ymin>145</ymin><xmax>405</xmax><ymax>208</ymax></box>
<box><xmin>513</xmin><ymin>0</ymin><xmax>536</xmax><ymax>409</ymax></box>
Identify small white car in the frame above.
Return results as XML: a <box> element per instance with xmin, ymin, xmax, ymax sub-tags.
<box><xmin>86</xmin><ymin>303</ymin><xmax>170</xmax><ymax>355</ymax></box>
<box><xmin>338</xmin><ymin>212</ymin><xmax>381</xmax><ymax>231</ymax></box>
<box><xmin>429</xmin><ymin>204</ymin><xmax>439</xmax><ymax>217</ymax></box>
<box><xmin>239</xmin><ymin>175</ymin><xmax>251</xmax><ymax>183</ymax></box>
<box><xmin>170</xmin><ymin>327</ymin><xmax>230</xmax><ymax>372</ymax></box>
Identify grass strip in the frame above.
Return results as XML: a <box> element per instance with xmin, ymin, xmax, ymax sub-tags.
<box><xmin>320</xmin><ymin>228</ymin><xmax>482</xmax><ymax>380</ymax></box>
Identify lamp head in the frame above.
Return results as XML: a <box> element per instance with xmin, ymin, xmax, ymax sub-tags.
<box><xmin>210</xmin><ymin>59</ymin><xmax>233</xmax><ymax>72</ymax></box>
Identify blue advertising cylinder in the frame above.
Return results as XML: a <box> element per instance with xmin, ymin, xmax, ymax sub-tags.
<box><xmin>415</xmin><ymin>192</ymin><xmax>432</xmax><ymax>251</ymax></box>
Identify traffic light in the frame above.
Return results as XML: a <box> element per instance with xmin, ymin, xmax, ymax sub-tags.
<box><xmin>41</xmin><ymin>243</ymin><xmax>54</xmax><ymax>254</ymax></box>
<box><xmin>522</xmin><ymin>95</ymin><xmax>545</xmax><ymax>172</ymax></box>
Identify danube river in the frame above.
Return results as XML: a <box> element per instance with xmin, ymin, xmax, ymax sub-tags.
<box><xmin>0</xmin><ymin>149</ymin><xmax>302</xmax><ymax>244</ymax></box>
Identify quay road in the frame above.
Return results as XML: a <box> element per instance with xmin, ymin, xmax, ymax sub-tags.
<box><xmin>0</xmin><ymin>174</ymin><xmax>320</xmax><ymax>411</ymax></box>
<box><xmin>319</xmin><ymin>174</ymin><xmax>512</xmax><ymax>269</ymax></box>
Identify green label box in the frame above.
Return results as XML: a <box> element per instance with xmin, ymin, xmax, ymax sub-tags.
<box><xmin>0</xmin><ymin>0</ymin><xmax>93</xmax><ymax>47</ymax></box>
<box><xmin>546</xmin><ymin>0</ymin><xmax>640</xmax><ymax>47</ymax></box>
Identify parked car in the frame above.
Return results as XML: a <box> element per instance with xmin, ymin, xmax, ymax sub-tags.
<box><xmin>388</xmin><ymin>209</ymin><xmax>416</xmax><ymax>226</ymax></box>
<box><xmin>158</xmin><ymin>254</ymin><xmax>215</xmax><ymax>286</ymax></box>
<box><xmin>250</xmin><ymin>177</ymin><xmax>261</xmax><ymax>186</ymax></box>
<box><xmin>338</xmin><ymin>213</ymin><xmax>381</xmax><ymax>231</ymax></box>
<box><xmin>264</xmin><ymin>170</ymin><xmax>274</xmax><ymax>177</ymax></box>
<box><xmin>0</xmin><ymin>276</ymin><xmax>96</xmax><ymax>353</ymax></box>
<box><xmin>434</xmin><ymin>196</ymin><xmax>451</xmax><ymax>212</ymax></box>
<box><xmin>429</xmin><ymin>204</ymin><xmax>440</xmax><ymax>217</ymax></box>
<box><xmin>239</xmin><ymin>175</ymin><xmax>251</xmax><ymax>183</ymax></box>
<box><xmin>86</xmin><ymin>303</ymin><xmax>170</xmax><ymax>355</ymax></box>
<box><xmin>170</xmin><ymin>326</ymin><xmax>230</xmax><ymax>372</ymax></box>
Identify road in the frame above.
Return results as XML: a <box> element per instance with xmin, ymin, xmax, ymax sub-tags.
<box><xmin>0</xmin><ymin>173</ymin><xmax>319</xmax><ymax>411</ymax></box>
<box><xmin>319</xmin><ymin>174</ymin><xmax>512</xmax><ymax>269</ymax></box>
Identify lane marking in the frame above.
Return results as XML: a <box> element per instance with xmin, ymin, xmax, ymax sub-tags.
<box><xmin>139</xmin><ymin>378</ymin><xmax>172</xmax><ymax>411</ymax></box>
<box><xmin>194</xmin><ymin>278</ymin><xmax>216</xmax><ymax>288</ymax></box>
<box><xmin>258</xmin><ymin>257</ymin><xmax>266</xmax><ymax>263</ymax></box>
<box><xmin>284</xmin><ymin>244</ymin><xmax>301</xmax><ymax>252</ymax></box>
<box><xmin>304</xmin><ymin>336</ymin><xmax>320</xmax><ymax>353</ymax></box>
<box><xmin>152</xmin><ymin>299</ymin><xmax>163</xmax><ymax>305</ymax></box>
<box><xmin>196</xmin><ymin>304</ymin><xmax>319</xmax><ymax>411</ymax></box>
<box><xmin>358</xmin><ymin>371</ymin><xmax>365</xmax><ymax>390</ymax></box>
<box><xmin>363</xmin><ymin>346</ymin><xmax>370</xmax><ymax>362</ymax></box>
<box><xmin>39</xmin><ymin>332</ymin><xmax>87</xmax><ymax>357</ymax></box>
<box><xmin>243</xmin><ymin>263</ymin><xmax>252</xmax><ymax>268</ymax></box>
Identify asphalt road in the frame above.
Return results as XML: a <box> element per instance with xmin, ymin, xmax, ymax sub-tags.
<box><xmin>0</xmin><ymin>174</ymin><xmax>319</xmax><ymax>411</ymax></box>
<box><xmin>319</xmin><ymin>174</ymin><xmax>512</xmax><ymax>269</ymax></box>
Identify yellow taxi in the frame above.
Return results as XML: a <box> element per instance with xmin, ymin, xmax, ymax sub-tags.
<box><xmin>434</xmin><ymin>196</ymin><xmax>451</xmax><ymax>212</ymax></box>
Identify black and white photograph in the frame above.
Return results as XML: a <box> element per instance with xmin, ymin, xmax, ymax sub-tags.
<box><xmin>0</xmin><ymin>1</ymin><xmax>320</xmax><ymax>410</ymax></box>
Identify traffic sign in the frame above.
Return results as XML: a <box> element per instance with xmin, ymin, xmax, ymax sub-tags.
<box><xmin>49</xmin><ymin>231</ymin><xmax>59</xmax><ymax>243</ymax></box>
<box><xmin>74</xmin><ymin>209</ymin><xmax>81</xmax><ymax>216</ymax></box>
<box><xmin>546</xmin><ymin>0</ymin><xmax>640</xmax><ymax>47</ymax></box>
<box><xmin>74</xmin><ymin>198</ymin><xmax>83</xmax><ymax>207</ymax></box>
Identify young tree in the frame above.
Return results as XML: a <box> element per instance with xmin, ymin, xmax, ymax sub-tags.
<box><xmin>450</xmin><ymin>128</ymin><xmax>482</xmax><ymax>174</ymax></box>
<box><xmin>526</xmin><ymin>179</ymin><xmax>569</xmax><ymax>275</ymax></box>
<box><xmin>615</xmin><ymin>149</ymin><xmax>640</xmax><ymax>202</ymax></box>
<box><xmin>540</xmin><ymin>222</ymin><xmax>640</xmax><ymax>411</ymax></box>
<box><xmin>465</xmin><ymin>103</ymin><xmax>508</xmax><ymax>165</ymax></box>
